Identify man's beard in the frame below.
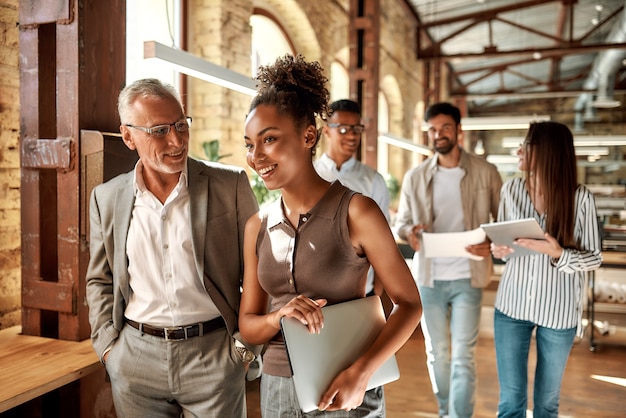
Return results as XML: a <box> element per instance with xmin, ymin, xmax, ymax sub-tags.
<box><xmin>434</xmin><ymin>138</ymin><xmax>455</xmax><ymax>154</ymax></box>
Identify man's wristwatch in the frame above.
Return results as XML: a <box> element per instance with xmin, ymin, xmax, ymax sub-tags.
<box><xmin>235</xmin><ymin>341</ymin><xmax>256</xmax><ymax>363</ymax></box>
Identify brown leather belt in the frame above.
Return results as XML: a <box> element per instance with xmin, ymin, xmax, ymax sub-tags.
<box><xmin>125</xmin><ymin>317</ymin><xmax>225</xmax><ymax>340</ymax></box>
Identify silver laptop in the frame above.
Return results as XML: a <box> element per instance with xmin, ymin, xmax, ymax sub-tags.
<box><xmin>280</xmin><ymin>295</ymin><xmax>400</xmax><ymax>413</ymax></box>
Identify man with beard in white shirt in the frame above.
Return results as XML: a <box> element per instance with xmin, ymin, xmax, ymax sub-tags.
<box><xmin>394</xmin><ymin>102</ymin><xmax>502</xmax><ymax>418</ymax></box>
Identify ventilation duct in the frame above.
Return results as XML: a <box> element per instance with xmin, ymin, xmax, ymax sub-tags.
<box><xmin>593</xmin><ymin>72</ymin><xmax>621</xmax><ymax>108</ymax></box>
<box><xmin>575</xmin><ymin>100</ymin><xmax>601</xmax><ymax>132</ymax></box>
<box><xmin>584</xmin><ymin>100</ymin><xmax>601</xmax><ymax>121</ymax></box>
<box><xmin>574</xmin><ymin>1</ymin><xmax>626</xmax><ymax>128</ymax></box>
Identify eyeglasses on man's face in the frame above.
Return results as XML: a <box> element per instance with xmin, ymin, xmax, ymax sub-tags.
<box><xmin>125</xmin><ymin>116</ymin><xmax>192</xmax><ymax>137</ymax></box>
<box><xmin>328</xmin><ymin>123</ymin><xmax>365</xmax><ymax>135</ymax></box>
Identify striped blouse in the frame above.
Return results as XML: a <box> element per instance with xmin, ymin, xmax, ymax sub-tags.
<box><xmin>495</xmin><ymin>177</ymin><xmax>602</xmax><ymax>335</ymax></box>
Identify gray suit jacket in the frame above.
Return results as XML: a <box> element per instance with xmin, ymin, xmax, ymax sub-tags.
<box><xmin>86</xmin><ymin>158</ymin><xmax>259</xmax><ymax>360</ymax></box>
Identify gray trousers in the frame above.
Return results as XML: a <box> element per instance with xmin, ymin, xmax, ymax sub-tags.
<box><xmin>105</xmin><ymin>324</ymin><xmax>247</xmax><ymax>418</ymax></box>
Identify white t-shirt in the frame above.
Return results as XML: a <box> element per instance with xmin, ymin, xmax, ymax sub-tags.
<box><xmin>431</xmin><ymin>166</ymin><xmax>470</xmax><ymax>281</ymax></box>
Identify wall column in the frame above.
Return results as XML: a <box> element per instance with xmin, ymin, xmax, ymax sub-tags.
<box><xmin>349</xmin><ymin>0</ymin><xmax>381</xmax><ymax>168</ymax></box>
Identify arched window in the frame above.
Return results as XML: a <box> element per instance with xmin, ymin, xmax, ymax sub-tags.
<box><xmin>378</xmin><ymin>92</ymin><xmax>390</xmax><ymax>174</ymax></box>
<box><xmin>250</xmin><ymin>13</ymin><xmax>294</xmax><ymax>77</ymax></box>
<box><xmin>126</xmin><ymin>0</ymin><xmax>182</xmax><ymax>89</ymax></box>
<box><xmin>330</xmin><ymin>62</ymin><xmax>349</xmax><ymax>102</ymax></box>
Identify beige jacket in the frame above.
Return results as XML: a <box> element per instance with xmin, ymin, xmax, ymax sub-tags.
<box><xmin>393</xmin><ymin>147</ymin><xmax>502</xmax><ymax>288</ymax></box>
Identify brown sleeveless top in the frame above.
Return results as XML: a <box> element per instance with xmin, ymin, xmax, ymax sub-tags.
<box><xmin>256</xmin><ymin>181</ymin><xmax>370</xmax><ymax>376</ymax></box>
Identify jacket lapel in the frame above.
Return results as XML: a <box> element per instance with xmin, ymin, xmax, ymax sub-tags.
<box><xmin>187</xmin><ymin>159</ymin><xmax>208</xmax><ymax>280</ymax></box>
<box><xmin>114</xmin><ymin>175</ymin><xmax>135</xmax><ymax>300</ymax></box>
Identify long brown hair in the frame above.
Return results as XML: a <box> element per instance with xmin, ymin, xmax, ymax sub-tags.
<box><xmin>524</xmin><ymin>121</ymin><xmax>578</xmax><ymax>248</ymax></box>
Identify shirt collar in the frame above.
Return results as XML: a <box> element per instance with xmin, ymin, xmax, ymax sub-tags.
<box><xmin>320</xmin><ymin>153</ymin><xmax>357</xmax><ymax>172</ymax></box>
<box><xmin>133</xmin><ymin>160</ymin><xmax>189</xmax><ymax>196</ymax></box>
<box><xmin>264</xmin><ymin>181</ymin><xmax>346</xmax><ymax>230</ymax></box>
<box><xmin>428</xmin><ymin>146</ymin><xmax>469</xmax><ymax>173</ymax></box>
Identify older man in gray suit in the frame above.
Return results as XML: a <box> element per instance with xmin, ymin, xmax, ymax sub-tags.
<box><xmin>86</xmin><ymin>78</ymin><xmax>258</xmax><ymax>417</ymax></box>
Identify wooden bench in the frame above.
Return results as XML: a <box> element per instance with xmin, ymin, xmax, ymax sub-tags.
<box><xmin>0</xmin><ymin>325</ymin><xmax>102</xmax><ymax>413</ymax></box>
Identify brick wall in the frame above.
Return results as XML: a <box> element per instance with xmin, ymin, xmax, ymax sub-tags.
<box><xmin>186</xmin><ymin>0</ymin><xmax>423</xmax><ymax>173</ymax></box>
<box><xmin>380</xmin><ymin>0</ymin><xmax>425</xmax><ymax>183</ymax></box>
<box><xmin>187</xmin><ymin>0</ymin><xmax>255</xmax><ymax>165</ymax></box>
<box><xmin>0</xmin><ymin>0</ymin><xmax>20</xmax><ymax>329</ymax></box>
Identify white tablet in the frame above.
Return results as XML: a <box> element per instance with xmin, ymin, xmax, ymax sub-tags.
<box><xmin>480</xmin><ymin>218</ymin><xmax>546</xmax><ymax>258</ymax></box>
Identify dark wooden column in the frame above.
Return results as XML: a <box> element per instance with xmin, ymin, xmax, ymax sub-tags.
<box><xmin>19</xmin><ymin>0</ymin><xmax>126</xmax><ymax>341</ymax></box>
<box><xmin>349</xmin><ymin>0</ymin><xmax>380</xmax><ymax>168</ymax></box>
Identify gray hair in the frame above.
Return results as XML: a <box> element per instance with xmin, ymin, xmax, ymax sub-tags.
<box><xmin>118</xmin><ymin>78</ymin><xmax>183</xmax><ymax>124</ymax></box>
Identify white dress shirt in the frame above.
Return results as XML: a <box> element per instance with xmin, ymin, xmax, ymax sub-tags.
<box><xmin>314</xmin><ymin>154</ymin><xmax>390</xmax><ymax>221</ymax></box>
<box><xmin>124</xmin><ymin>161</ymin><xmax>220</xmax><ymax>327</ymax></box>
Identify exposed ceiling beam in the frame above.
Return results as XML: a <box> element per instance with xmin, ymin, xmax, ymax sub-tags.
<box><xmin>420</xmin><ymin>42</ymin><xmax>626</xmax><ymax>62</ymax></box>
<box><xmin>455</xmin><ymin>89</ymin><xmax>626</xmax><ymax>101</ymax></box>
<box><xmin>418</xmin><ymin>0</ymin><xmax>560</xmax><ymax>28</ymax></box>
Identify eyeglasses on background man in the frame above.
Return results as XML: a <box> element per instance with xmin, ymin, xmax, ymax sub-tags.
<box><xmin>327</xmin><ymin>123</ymin><xmax>365</xmax><ymax>135</ymax></box>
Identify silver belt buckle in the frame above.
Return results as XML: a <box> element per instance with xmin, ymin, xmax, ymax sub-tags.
<box><xmin>164</xmin><ymin>326</ymin><xmax>180</xmax><ymax>340</ymax></box>
<box><xmin>183</xmin><ymin>325</ymin><xmax>196</xmax><ymax>339</ymax></box>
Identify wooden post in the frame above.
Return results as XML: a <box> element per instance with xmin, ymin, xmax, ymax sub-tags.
<box><xmin>19</xmin><ymin>0</ymin><xmax>126</xmax><ymax>342</ymax></box>
<box><xmin>18</xmin><ymin>1</ymin><xmax>126</xmax><ymax>416</ymax></box>
<box><xmin>349</xmin><ymin>0</ymin><xmax>381</xmax><ymax>168</ymax></box>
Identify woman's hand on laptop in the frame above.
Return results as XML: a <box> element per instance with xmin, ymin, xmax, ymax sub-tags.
<box><xmin>276</xmin><ymin>295</ymin><xmax>327</xmax><ymax>334</ymax></box>
<box><xmin>318</xmin><ymin>366</ymin><xmax>368</xmax><ymax>412</ymax></box>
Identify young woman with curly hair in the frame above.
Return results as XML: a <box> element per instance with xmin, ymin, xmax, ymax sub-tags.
<box><xmin>239</xmin><ymin>54</ymin><xmax>422</xmax><ymax>417</ymax></box>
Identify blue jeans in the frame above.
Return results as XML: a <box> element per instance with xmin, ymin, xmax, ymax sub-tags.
<box><xmin>494</xmin><ymin>309</ymin><xmax>576</xmax><ymax>418</ymax></box>
<box><xmin>418</xmin><ymin>279</ymin><xmax>482</xmax><ymax>418</ymax></box>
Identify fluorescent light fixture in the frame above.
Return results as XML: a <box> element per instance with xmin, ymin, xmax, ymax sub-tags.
<box><xmin>461</xmin><ymin>115</ymin><xmax>551</xmax><ymax>131</ymax></box>
<box><xmin>503</xmin><ymin>136</ymin><xmax>626</xmax><ymax>148</ymax></box>
<box><xmin>486</xmin><ymin>155</ymin><xmax>519</xmax><ymax>165</ymax></box>
<box><xmin>574</xmin><ymin>147</ymin><xmax>609</xmax><ymax>156</ymax></box>
<box><xmin>501</xmin><ymin>137</ymin><xmax>524</xmax><ymax>148</ymax></box>
<box><xmin>144</xmin><ymin>41</ymin><xmax>257</xmax><ymax>96</ymax></box>
<box><xmin>378</xmin><ymin>133</ymin><xmax>432</xmax><ymax>156</ymax></box>
<box><xmin>422</xmin><ymin>115</ymin><xmax>550</xmax><ymax>131</ymax></box>
<box><xmin>487</xmin><ymin>153</ymin><xmax>624</xmax><ymax>168</ymax></box>
<box><xmin>493</xmin><ymin>148</ymin><xmax>610</xmax><ymax>159</ymax></box>
<box><xmin>592</xmin><ymin>97</ymin><xmax>621</xmax><ymax>108</ymax></box>
<box><xmin>575</xmin><ymin>136</ymin><xmax>626</xmax><ymax>146</ymax></box>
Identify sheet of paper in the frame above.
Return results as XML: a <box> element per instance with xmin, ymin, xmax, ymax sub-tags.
<box><xmin>421</xmin><ymin>227</ymin><xmax>486</xmax><ymax>261</ymax></box>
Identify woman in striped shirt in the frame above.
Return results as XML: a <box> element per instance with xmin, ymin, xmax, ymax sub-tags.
<box><xmin>490</xmin><ymin>121</ymin><xmax>602</xmax><ymax>418</ymax></box>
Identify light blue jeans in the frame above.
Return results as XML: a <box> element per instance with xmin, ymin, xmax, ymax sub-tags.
<box><xmin>494</xmin><ymin>309</ymin><xmax>576</xmax><ymax>418</ymax></box>
<box><xmin>418</xmin><ymin>279</ymin><xmax>482</xmax><ymax>418</ymax></box>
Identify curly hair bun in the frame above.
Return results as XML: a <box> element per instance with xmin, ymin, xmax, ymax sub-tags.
<box><xmin>252</xmin><ymin>54</ymin><xmax>330</xmax><ymax>125</ymax></box>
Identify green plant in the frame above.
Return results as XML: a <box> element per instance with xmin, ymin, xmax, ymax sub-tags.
<box><xmin>250</xmin><ymin>173</ymin><xmax>281</xmax><ymax>206</ymax></box>
<box><xmin>201</xmin><ymin>139</ymin><xmax>232</xmax><ymax>162</ymax></box>
<box><xmin>199</xmin><ymin>139</ymin><xmax>278</xmax><ymax>206</ymax></box>
<box><xmin>384</xmin><ymin>172</ymin><xmax>400</xmax><ymax>202</ymax></box>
